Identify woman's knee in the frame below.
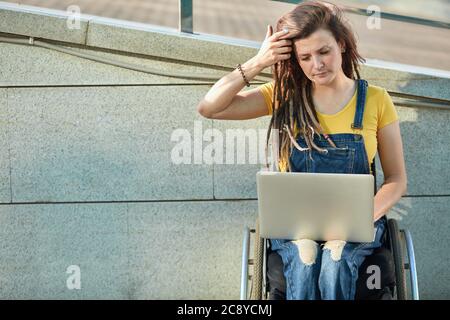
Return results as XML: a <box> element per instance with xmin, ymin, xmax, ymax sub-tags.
<box><xmin>292</xmin><ymin>239</ymin><xmax>319</xmax><ymax>266</ymax></box>
<box><xmin>323</xmin><ymin>240</ymin><xmax>347</xmax><ymax>261</ymax></box>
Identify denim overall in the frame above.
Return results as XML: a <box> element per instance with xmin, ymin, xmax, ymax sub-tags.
<box><xmin>270</xmin><ymin>79</ymin><xmax>387</xmax><ymax>300</ymax></box>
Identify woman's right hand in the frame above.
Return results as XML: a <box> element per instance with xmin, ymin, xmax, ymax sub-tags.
<box><xmin>255</xmin><ymin>25</ymin><xmax>293</xmax><ymax>69</ymax></box>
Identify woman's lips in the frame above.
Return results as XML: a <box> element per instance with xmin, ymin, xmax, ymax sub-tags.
<box><xmin>315</xmin><ymin>71</ymin><xmax>328</xmax><ymax>77</ymax></box>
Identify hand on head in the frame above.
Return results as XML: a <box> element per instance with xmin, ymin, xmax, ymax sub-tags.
<box><xmin>255</xmin><ymin>25</ymin><xmax>293</xmax><ymax>69</ymax></box>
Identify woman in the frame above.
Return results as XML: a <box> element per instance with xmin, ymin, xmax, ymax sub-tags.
<box><xmin>197</xmin><ymin>1</ymin><xmax>407</xmax><ymax>300</ymax></box>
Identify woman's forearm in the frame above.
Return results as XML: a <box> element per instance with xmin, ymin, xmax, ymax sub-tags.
<box><xmin>373</xmin><ymin>177</ymin><xmax>407</xmax><ymax>221</ymax></box>
<box><xmin>197</xmin><ymin>56</ymin><xmax>263</xmax><ymax>118</ymax></box>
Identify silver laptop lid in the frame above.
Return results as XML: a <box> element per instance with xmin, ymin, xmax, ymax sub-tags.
<box><xmin>256</xmin><ymin>171</ymin><xmax>374</xmax><ymax>242</ymax></box>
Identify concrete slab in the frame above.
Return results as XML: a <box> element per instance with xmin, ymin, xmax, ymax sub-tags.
<box><xmin>0</xmin><ymin>89</ymin><xmax>10</xmax><ymax>203</ymax></box>
<box><xmin>127</xmin><ymin>200</ymin><xmax>258</xmax><ymax>299</ymax></box>
<box><xmin>7</xmin><ymin>86</ymin><xmax>213</xmax><ymax>202</ymax></box>
<box><xmin>0</xmin><ymin>2</ymin><xmax>88</xmax><ymax>44</ymax></box>
<box><xmin>388</xmin><ymin>196</ymin><xmax>450</xmax><ymax>299</ymax></box>
<box><xmin>0</xmin><ymin>41</ymin><xmax>225</xmax><ymax>86</ymax></box>
<box><xmin>0</xmin><ymin>203</ymin><xmax>129</xmax><ymax>299</ymax></box>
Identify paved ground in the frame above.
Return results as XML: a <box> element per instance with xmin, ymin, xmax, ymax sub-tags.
<box><xmin>5</xmin><ymin>0</ymin><xmax>450</xmax><ymax>71</ymax></box>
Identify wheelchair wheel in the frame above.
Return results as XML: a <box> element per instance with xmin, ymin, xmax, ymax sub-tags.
<box><xmin>387</xmin><ymin>219</ymin><xmax>407</xmax><ymax>300</ymax></box>
<box><xmin>250</xmin><ymin>218</ymin><xmax>264</xmax><ymax>300</ymax></box>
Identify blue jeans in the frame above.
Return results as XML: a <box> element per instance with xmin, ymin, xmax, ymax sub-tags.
<box><xmin>270</xmin><ymin>218</ymin><xmax>386</xmax><ymax>300</ymax></box>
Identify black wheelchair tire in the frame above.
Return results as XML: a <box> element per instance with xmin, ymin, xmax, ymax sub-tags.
<box><xmin>387</xmin><ymin>219</ymin><xmax>407</xmax><ymax>300</ymax></box>
<box><xmin>250</xmin><ymin>218</ymin><xmax>264</xmax><ymax>299</ymax></box>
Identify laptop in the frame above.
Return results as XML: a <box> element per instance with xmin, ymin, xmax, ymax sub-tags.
<box><xmin>256</xmin><ymin>171</ymin><xmax>375</xmax><ymax>242</ymax></box>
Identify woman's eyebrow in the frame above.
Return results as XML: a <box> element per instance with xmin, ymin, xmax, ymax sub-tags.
<box><xmin>299</xmin><ymin>45</ymin><xmax>331</xmax><ymax>57</ymax></box>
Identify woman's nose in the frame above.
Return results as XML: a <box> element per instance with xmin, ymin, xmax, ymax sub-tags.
<box><xmin>312</xmin><ymin>56</ymin><xmax>324</xmax><ymax>70</ymax></box>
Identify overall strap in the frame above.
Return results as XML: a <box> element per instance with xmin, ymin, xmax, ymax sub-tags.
<box><xmin>351</xmin><ymin>79</ymin><xmax>368</xmax><ymax>130</ymax></box>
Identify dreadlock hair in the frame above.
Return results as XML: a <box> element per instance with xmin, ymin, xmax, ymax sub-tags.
<box><xmin>265</xmin><ymin>0</ymin><xmax>366</xmax><ymax>172</ymax></box>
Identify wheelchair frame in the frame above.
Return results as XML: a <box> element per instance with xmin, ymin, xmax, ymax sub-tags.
<box><xmin>240</xmin><ymin>217</ymin><xmax>419</xmax><ymax>300</ymax></box>
<box><xmin>240</xmin><ymin>159</ymin><xmax>419</xmax><ymax>300</ymax></box>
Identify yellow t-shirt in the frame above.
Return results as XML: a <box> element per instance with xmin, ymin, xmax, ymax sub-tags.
<box><xmin>258</xmin><ymin>81</ymin><xmax>399</xmax><ymax>173</ymax></box>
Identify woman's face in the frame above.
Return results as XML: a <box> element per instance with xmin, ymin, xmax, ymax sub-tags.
<box><xmin>293</xmin><ymin>28</ymin><xmax>345</xmax><ymax>85</ymax></box>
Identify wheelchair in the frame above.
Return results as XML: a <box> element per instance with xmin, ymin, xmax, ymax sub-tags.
<box><xmin>240</xmin><ymin>159</ymin><xmax>419</xmax><ymax>300</ymax></box>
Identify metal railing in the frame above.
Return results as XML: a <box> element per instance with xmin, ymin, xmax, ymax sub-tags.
<box><xmin>240</xmin><ymin>227</ymin><xmax>251</xmax><ymax>300</ymax></box>
<box><xmin>178</xmin><ymin>0</ymin><xmax>450</xmax><ymax>34</ymax></box>
<box><xmin>179</xmin><ymin>0</ymin><xmax>193</xmax><ymax>34</ymax></box>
